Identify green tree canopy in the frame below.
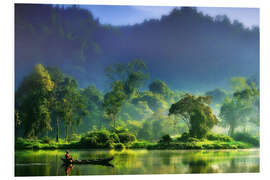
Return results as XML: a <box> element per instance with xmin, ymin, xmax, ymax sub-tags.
<box><xmin>149</xmin><ymin>80</ymin><xmax>173</xmax><ymax>100</ymax></box>
<box><xmin>105</xmin><ymin>59</ymin><xmax>149</xmax><ymax>97</ymax></box>
<box><xmin>169</xmin><ymin>93</ymin><xmax>218</xmax><ymax>138</ymax></box>
<box><xmin>103</xmin><ymin>81</ymin><xmax>127</xmax><ymax>129</ymax></box>
<box><xmin>16</xmin><ymin>64</ymin><xmax>54</xmax><ymax>137</ymax></box>
<box><xmin>220</xmin><ymin>79</ymin><xmax>259</xmax><ymax>135</ymax></box>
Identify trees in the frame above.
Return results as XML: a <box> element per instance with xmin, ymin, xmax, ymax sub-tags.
<box><xmin>47</xmin><ymin>66</ymin><xmax>66</xmax><ymax>142</ymax></box>
<box><xmin>220</xmin><ymin>79</ymin><xmax>259</xmax><ymax>136</ymax></box>
<box><xmin>15</xmin><ymin>64</ymin><xmax>54</xmax><ymax>138</ymax></box>
<box><xmin>16</xmin><ymin>64</ymin><xmax>89</xmax><ymax>141</ymax></box>
<box><xmin>169</xmin><ymin>94</ymin><xmax>218</xmax><ymax>138</ymax></box>
<box><xmin>60</xmin><ymin>77</ymin><xmax>88</xmax><ymax>141</ymax></box>
<box><xmin>80</xmin><ymin>85</ymin><xmax>104</xmax><ymax>129</ymax></box>
<box><xmin>47</xmin><ymin>67</ymin><xmax>89</xmax><ymax>142</ymax></box>
<box><xmin>149</xmin><ymin>80</ymin><xmax>173</xmax><ymax>100</ymax></box>
<box><xmin>103</xmin><ymin>81</ymin><xmax>126</xmax><ymax>129</ymax></box>
<box><xmin>105</xmin><ymin>59</ymin><xmax>149</xmax><ymax>97</ymax></box>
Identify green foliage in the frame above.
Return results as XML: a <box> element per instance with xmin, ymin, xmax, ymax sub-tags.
<box><xmin>80</xmin><ymin>85</ymin><xmax>104</xmax><ymax>129</ymax></box>
<box><xmin>148</xmin><ymin>138</ymin><xmax>251</xmax><ymax>150</ymax></box>
<box><xmin>109</xmin><ymin>133</ymin><xmax>120</xmax><ymax>143</ymax></box>
<box><xmin>105</xmin><ymin>60</ymin><xmax>149</xmax><ymax>97</ymax></box>
<box><xmin>113</xmin><ymin>143</ymin><xmax>125</xmax><ymax>150</ymax></box>
<box><xmin>205</xmin><ymin>133</ymin><xmax>233</xmax><ymax>142</ymax></box>
<box><xmin>138</xmin><ymin>121</ymin><xmax>152</xmax><ymax>141</ymax></box>
<box><xmin>149</xmin><ymin>80</ymin><xmax>173</xmax><ymax>100</ymax></box>
<box><xmin>128</xmin><ymin>141</ymin><xmax>154</xmax><ymax>149</ymax></box>
<box><xmin>41</xmin><ymin>136</ymin><xmax>52</xmax><ymax>144</ymax></box>
<box><xmin>232</xmin><ymin>132</ymin><xmax>259</xmax><ymax>147</ymax></box>
<box><xmin>78</xmin><ymin>129</ymin><xmax>136</xmax><ymax>149</ymax></box>
<box><xmin>220</xmin><ymin>77</ymin><xmax>259</xmax><ymax>136</ymax></box>
<box><xmin>230</xmin><ymin>77</ymin><xmax>249</xmax><ymax>92</ymax></box>
<box><xmin>16</xmin><ymin>64</ymin><xmax>54</xmax><ymax>137</ymax></box>
<box><xmin>169</xmin><ymin>93</ymin><xmax>218</xmax><ymax>138</ymax></box>
<box><xmin>132</xmin><ymin>91</ymin><xmax>167</xmax><ymax>111</ymax></box>
<box><xmin>177</xmin><ymin>132</ymin><xmax>190</xmax><ymax>142</ymax></box>
<box><xmin>159</xmin><ymin>134</ymin><xmax>172</xmax><ymax>144</ymax></box>
<box><xmin>118</xmin><ymin>133</ymin><xmax>136</xmax><ymax>143</ymax></box>
<box><xmin>103</xmin><ymin>81</ymin><xmax>127</xmax><ymax>128</ymax></box>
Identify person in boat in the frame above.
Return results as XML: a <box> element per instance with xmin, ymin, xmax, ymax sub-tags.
<box><xmin>65</xmin><ymin>151</ymin><xmax>73</xmax><ymax>163</ymax></box>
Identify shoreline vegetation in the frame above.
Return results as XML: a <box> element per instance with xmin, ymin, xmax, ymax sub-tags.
<box><xmin>15</xmin><ymin>130</ymin><xmax>259</xmax><ymax>150</ymax></box>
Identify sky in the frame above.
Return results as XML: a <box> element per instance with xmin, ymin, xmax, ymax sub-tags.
<box><xmin>77</xmin><ymin>5</ymin><xmax>259</xmax><ymax>28</ymax></box>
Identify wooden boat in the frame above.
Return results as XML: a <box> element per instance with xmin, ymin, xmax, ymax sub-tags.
<box><xmin>61</xmin><ymin>157</ymin><xmax>114</xmax><ymax>166</ymax></box>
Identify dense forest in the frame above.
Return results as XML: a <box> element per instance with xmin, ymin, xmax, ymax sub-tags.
<box><xmin>15</xmin><ymin>4</ymin><xmax>259</xmax><ymax>150</ymax></box>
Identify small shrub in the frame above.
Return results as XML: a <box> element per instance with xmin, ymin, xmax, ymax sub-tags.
<box><xmin>70</xmin><ymin>133</ymin><xmax>81</xmax><ymax>142</ymax></box>
<box><xmin>177</xmin><ymin>132</ymin><xmax>189</xmax><ymax>142</ymax></box>
<box><xmin>159</xmin><ymin>134</ymin><xmax>172</xmax><ymax>144</ymax></box>
<box><xmin>109</xmin><ymin>133</ymin><xmax>120</xmax><ymax>143</ymax></box>
<box><xmin>41</xmin><ymin>136</ymin><xmax>52</xmax><ymax>144</ymax></box>
<box><xmin>114</xmin><ymin>143</ymin><xmax>125</xmax><ymax>150</ymax></box>
<box><xmin>187</xmin><ymin>137</ymin><xmax>200</xmax><ymax>142</ymax></box>
<box><xmin>206</xmin><ymin>133</ymin><xmax>233</xmax><ymax>142</ymax></box>
<box><xmin>80</xmin><ymin>136</ymin><xmax>98</xmax><ymax>146</ymax></box>
<box><xmin>233</xmin><ymin>132</ymin><xmax>259</xmax><ymax>147</ymax></box>
<box><xmin>118</xmin><ymin>133</ymin><xmax>136</xmax><ymax>143</ymax></box>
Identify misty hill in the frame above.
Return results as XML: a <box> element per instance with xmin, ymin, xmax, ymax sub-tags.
<box><xmin>15</xmin><ymin>4</ymin><xmax>259</xmax><ymax>92</ymax></box>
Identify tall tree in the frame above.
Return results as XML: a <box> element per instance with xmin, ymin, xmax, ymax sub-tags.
<box><xmin>149</xmin><ymin>80</ymin><xmax>173</xmax><ymax>100</ymax></box>
<box><xmin>103</xmin><ymin>81</ymin><xmax>126</xmax><ymax>129</ymax></box>
<box><xmin>47</xmin><ymin>66</ymin><xmax>66</xmax><ymax>142</ymax></box>
<box><xmin>105</xmin><ymin>59</ymin><xmax>149</xmax><ymax>97</ymax></box>
<box><xmin>220</xmin><ymin>80</ymin><xmax>259</xmax><ymax>135</ymax></box>
<box><xmin>60</xmin><ymin>77</ymin><xmax>88</xmax><ymax>141</ymax></box>
<box><xmin>15</xmin><ymin>64</ymin><xmax>54</xmax><ymax>138</ymax></box>
<box><xmin>80</xmin><ymin>85</ymin><xmax>104</xmax><ymax>129</ymax></box>
<box><xmin>169</xmin><ymin>93</ymin><xmax>218</xmax><ymax>138</ymax></box>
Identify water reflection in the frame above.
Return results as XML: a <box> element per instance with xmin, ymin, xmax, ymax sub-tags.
<box><xmin>15</xmin><ymin>149</ymin><xmax>259</xmax><ymax>176</ymax></box>
<box><xmin>63</xmin><ymin>164</ymin><xmax>73</xmax><ymax>176</ymax></box>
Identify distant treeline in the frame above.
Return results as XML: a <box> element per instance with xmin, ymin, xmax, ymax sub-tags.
<box><xmin>15</xmin><ymin>4</ymin><xmax>259</xmax><ymax>91</ymax></box>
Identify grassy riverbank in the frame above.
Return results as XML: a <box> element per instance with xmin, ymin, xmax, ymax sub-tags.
<box><xmin>15</xmin><ymin>131</ymin><xmax>259</xmax><ymax>150</ymax></box>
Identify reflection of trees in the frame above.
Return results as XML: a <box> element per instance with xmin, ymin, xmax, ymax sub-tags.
<box><xmin>182</xmin><ymin>157</ymin><xmax>216</xmax><ymax>173</ymax></box>
<box><xmin>15</xmin><ymin>149</ymin><xmax>260</xmax><ymax>175</ymax></box>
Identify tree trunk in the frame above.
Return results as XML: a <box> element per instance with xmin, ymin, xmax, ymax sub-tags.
<box><xmin>65</xmin><ymin>125</ymin><xmax>69</xmax><ymax>142</ymax></box>
<box><xmin>56</xmin><ymin>118</ymin><xmax>60</xmax><ymax>142</ymax></box>
<box><xmin>230</xmin><ymin>125</ymin><xmax>235</xmax><ymax>136</ymax></box>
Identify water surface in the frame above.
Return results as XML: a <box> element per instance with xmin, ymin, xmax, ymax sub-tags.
<box><xmin>15</xmin><ymin>149</ymin><xmax>259</xmax><ymax>176</ymax></box>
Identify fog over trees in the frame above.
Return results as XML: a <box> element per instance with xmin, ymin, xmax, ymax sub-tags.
<box><xmin>15</xmin><ymin>5</ymin><xmax>259</xmax><ymax>92</ymax></box>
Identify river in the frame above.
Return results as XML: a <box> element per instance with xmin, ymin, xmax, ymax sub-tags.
<box><xmin>15</xmin><ymin>148</ymin><xmax>259</xmax><ymax>176</ymax></box>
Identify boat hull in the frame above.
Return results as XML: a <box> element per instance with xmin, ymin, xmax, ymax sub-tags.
<box><xmin>61</xmin><ymin>157</ymin><xmax>114</xmax><ymax>166</ymax></box>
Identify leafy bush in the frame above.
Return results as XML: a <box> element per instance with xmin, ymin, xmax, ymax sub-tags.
<box><xmin>118</xmin><ymin>133</ymin><xmax>136</xmax><ymax>143</ymax></box>
<box><xmin>129</xmin><ymin>141</ymin><xmax>154</xmax><ymax>148</ymax></box>
<box><xmin>70</xmin><ymin>133</ymin><xmax>81</xmax><ymax>142</ymax></box>
<box><xmin>177</xmin><ymin>132</ymin><xmax>189</xmax><ymax>142</ymax></box>
<box><xmin>79</xmin><ymin>130</ymin><xmax>136</xmax><ymax>148</ymax></box>
<box><xmin>159</xmin><ymin>134</ymin><xmax>172</xmax><ymax>143</ymax></box>
<box><xmin>206</xmin><ymin>133</ymin><xmax>233</xmax><ymax>142</ymax></box>
<box><xmin>41</xmin><ymin>136</ymin><xmax>52</xmax><ymax>144</ymax></box>
<box><xmin>232</xmin><ymin>132</ymin><xmax>259</xmax><ymax>147</ymax></box>
<box><xmin>109</xmin><ymin>133</ymin><xmax>120</xmax><ymax>143</ymax></box>
<box><xmin>113</xmin><ymin>143</ymin><xmax>125</xmax><ymax>150</ymax></box>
